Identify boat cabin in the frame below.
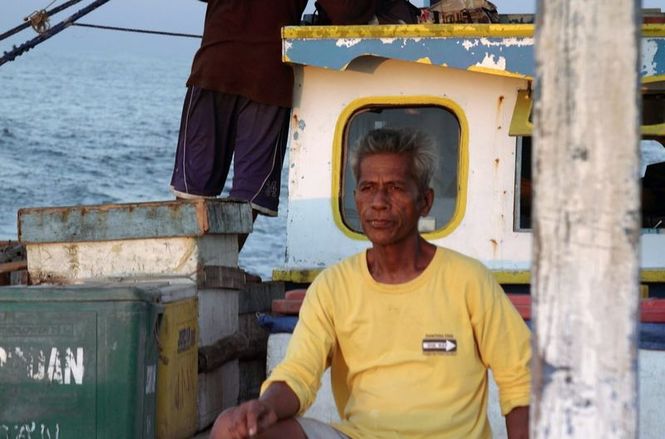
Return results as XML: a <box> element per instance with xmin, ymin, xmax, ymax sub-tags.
<box><xmin>275</xmin><ymin>23</ymin><xmax>665</xmax><ymax>295</ymax></box>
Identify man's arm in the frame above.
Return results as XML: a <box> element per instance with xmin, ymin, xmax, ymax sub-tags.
<box><xmin>210</xmin><ymin>382</ymin><xmax>300</xmax><ymax>438</ymax></box>
<box><xmin>315</xmin><ymin>0</ymin><xmax>379</xmax><ymax>25</ymax></box>
<box><xmin>468</xmin><ymin>270</ymin><xmax>531</xmax><ymax>430</ymax></box>
<box><xmin>505</xmin><ymin>405</ymin><xmax>529</xmax><ymax>439</ymax></box>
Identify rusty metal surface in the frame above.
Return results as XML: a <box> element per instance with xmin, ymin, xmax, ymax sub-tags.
<box><xmin>18</xmin><ymin>199</ymin><xmax>253</xmax><ymax>244</ymax></box>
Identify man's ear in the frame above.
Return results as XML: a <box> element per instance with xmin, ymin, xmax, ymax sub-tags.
<box><xmin>420</xmin><ymin>188</ymin><xmax>434</xmax><ymax>217</ymax></box>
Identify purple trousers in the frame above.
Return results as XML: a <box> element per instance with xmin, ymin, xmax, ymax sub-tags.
<box><xmin>170</xmin><ymin>86</ymin><xmax>290</xmax><ymax>216</ymax></box>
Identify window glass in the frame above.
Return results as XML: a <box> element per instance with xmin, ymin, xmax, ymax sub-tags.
<box><xmin>514</xmin><ymin>138</ymin><xmax>665</xmax><ymax>231</ymax></box>
<box><xmin>643</xmin><ymin>93</ymin><xmax>665</xmax><ymax>126</ymax></box>
<box><xmin>642</xmin><ymin>139</ymin><xmax>665</xmax><ymax>229</ymax></box>
<box><xmin>340</xmin><ymin>105</ymin><xmax>461</xmax><ymax>233</ymax></box>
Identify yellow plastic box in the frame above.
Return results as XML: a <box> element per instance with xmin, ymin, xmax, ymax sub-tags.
<box><xmin>156</xmin><ymin>297</ymin><xmax>199</xmax><ymax>439</ymax></box>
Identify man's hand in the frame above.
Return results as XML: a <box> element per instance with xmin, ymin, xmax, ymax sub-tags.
<box><xmin>210</xmin><ymin>400</ymin><xmax>278</xmax><ymax>439</ymax></box>
<box><xmin>505</xmin><ymin>405</ymin><xmax>529</xmax><ymax>439</ymax></box>
<box><xmin>210</xmin><ymin>382</ymin><xmax>301</xmax><ymax>439</ymax></box>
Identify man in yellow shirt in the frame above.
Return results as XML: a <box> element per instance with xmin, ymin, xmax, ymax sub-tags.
<box><xmin>212</xmin><ymin>128</ymin><xmax>531</xmax><ymax>438</ymax></box>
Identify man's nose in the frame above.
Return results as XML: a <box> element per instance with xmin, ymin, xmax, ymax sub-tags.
<box><xmin>371</xmin><ymin>187</ymin><xmax>390</xmax><ymax>208</ymax></box>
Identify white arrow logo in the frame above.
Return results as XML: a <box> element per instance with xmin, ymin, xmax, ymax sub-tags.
<box><xmin>422</xmin><ymin>338</ymin><xmax>457</xmax><ymax>353</ymax></box>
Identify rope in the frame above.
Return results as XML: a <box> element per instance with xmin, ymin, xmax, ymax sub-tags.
<box><xmin>0</xmin><ymin>0</ymin><xmax>83</xmax><ymax>42</ymax></box>
<box><xmin>72</xmin><ymin>23</ymin><xmax>202</xmax><ymax>39</ymax></box>
<box><xmin>25</xmin><ymin>10</ymin><xmax>51</xmax><ymax>34</ymax></box>
<box><xmin>0</xmin><ymin>0</ymin><xmax>111</xmax><ymax>67</ymax></box>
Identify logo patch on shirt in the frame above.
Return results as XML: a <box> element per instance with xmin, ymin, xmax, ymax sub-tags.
<box><xmin>422</xmin><ymin>335</ymin><xmax>457</xmax><ymax>355</ymax></box>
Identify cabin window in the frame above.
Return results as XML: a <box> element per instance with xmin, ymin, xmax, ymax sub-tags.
<box><xmin>339</xmin><ymin>104</ymin><xmax>462</xmax><ymax>234</ymax></box>
<box><xmin>514</xmin><ymin>137</ymin><xmax>665</xmax><ymax>231</ymax></box>
<box><xmin>512</xmin><ymin>87</ymin><xmax>665</xmax><ymax>232</ymax></box>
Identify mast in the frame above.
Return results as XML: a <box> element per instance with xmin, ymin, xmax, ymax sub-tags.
<box><xmin>532</xmin><ymin>0</ymin><xmax>641</xmax><ymax>437</ymax></box>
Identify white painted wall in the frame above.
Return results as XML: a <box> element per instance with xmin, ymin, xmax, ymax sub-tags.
<box><xmin>284</xmin><ymin>57</ymin><xmax>665</xmax><ymax>272</ymax></box>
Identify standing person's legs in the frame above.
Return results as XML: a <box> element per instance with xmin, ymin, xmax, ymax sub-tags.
<box><xmin>230</xmin><ymin>97</ymin><xmax>291</xmax><ymax>217</ymax></box>
<box><xmin>170</xmin><ymin>86</ymin><xmax>238</xmax><ymax>198</ymax></box>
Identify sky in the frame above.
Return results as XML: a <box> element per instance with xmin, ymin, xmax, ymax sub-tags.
<box><xmin>1</xmin><ymin>0</ymin><xmax>663</xmax><ymax>58</ymax></box>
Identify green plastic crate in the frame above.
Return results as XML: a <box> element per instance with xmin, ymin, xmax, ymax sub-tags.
<box><xmin>0</xmin><ymin>285</ymin><xmax>163</xmax><ymax>438</ymax></box>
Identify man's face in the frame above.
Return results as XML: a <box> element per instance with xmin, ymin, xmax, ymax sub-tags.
<box><xmin>355</xmin><ymin>152</ymin><xmax>433</xmax><ymax>247</ymax></box>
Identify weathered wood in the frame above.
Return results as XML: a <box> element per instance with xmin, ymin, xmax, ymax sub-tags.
<box><xmin>533</xmin><ymin>1</ymin><xmax>640</xmax><ymax>437</ymax></box>
<box><xmin>239</xmin><ymin>281</ymin><xmax>286</xmax><ymax>314</ymax></box>
<box><xmin>198</xmin><ymin>315</ymin><xmax>271</xmax><ymax>373</ymax></box>
<box><xmin>0</xmin><ymin>241</ymin><xmax>25</xmax><ymax>264</ymax></box>
<box><xmin>238</xmin><ymin>313</ymin><xmax>269</xmax><ymax>361</ymax></box>
<box><xmin>198</xmin><ymin>332</ymin><xmax>249</xmax><ymax>373</ymax></box>
<box><xmin>199</xmin><ymin>266</ymin><xmax>260</xmax><ymax>290</ymax></box>
<box><xmin>0</xmin><ymin>260</ymin><xmax>27</xmax><ymax>274</ymax></box>
<box><xmin>18</xmin><ymin>199</ymin><xmax>252</xmax><ymax>244</ymax></box>
<box><xmin>26</xmin><ymin>236</ymin><xmax>239</xmax><ymax>284</ymax></box>
<box><xmin>238</xmin><ymin>360</ymin><xmax>267</xmax><ymax>403</ymax></box>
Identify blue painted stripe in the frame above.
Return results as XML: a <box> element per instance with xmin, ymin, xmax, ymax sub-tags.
<box><xmin>285</xmin><ymin>37</ymin><xmax>665</xmax><ymax>79</ymax></box>
<box><xmin>286</xmin><ymin>37</ymin><xmax>532</xmax><ymax>76</ymax></box>
<box><xmin>18</xmin><ymin>200</ymin><xmax>253</xmax><ymax>243</ymax></box>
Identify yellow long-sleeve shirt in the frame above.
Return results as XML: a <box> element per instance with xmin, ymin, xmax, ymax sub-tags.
<box><xmin>262</xmin><ymin>246</ymin><xmax>531</xmax><ymax>438</ymax></box>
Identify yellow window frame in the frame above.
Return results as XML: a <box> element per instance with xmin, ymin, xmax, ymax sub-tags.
<box><xmin>510</xmin><ymin>81</ymin><xmax>665</xmax><ymax>136</ymax></box>
<box><xmin>330</xmin><ymin>96</ymin><xmax>470</xmax><ymax>241</ymax></box>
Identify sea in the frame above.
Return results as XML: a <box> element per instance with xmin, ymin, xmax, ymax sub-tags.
<box><xmin>0</xmin><ymin>45</ymin><xmax>288</xmax><ymax>280</ymax></box>
<box><xmin>2</xmin><ymin>35</ymin><xmax>665</xmax><ymax>281</ymax></box>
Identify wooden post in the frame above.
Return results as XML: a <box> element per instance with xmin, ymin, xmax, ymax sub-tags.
<box><xmin>532</xmin><ymin>1</ymin><xmax>641</xmax><ymax>437</ymax></box>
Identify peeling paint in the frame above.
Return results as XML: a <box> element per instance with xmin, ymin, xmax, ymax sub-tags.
<box><xmin>174</xmin><ymin>239</ymin><xmax>196</xmax><ymax>272</ymax></box>
<box><xmin>64</xmin><ymin>245</ymin><xmax>80</xmax><ymax>277</ymax></box>
<box><xmin>1</xmin><ymin>422</ymin><xmax>60</xmax><ymax>439</ymax></box>
<box><xmin>336</xmin><ymin>38</ymin><xmax>361</xmax><ymax>48</ymax></box>
<box><xmin>462</xmin><ymin>39</ymin><xmax>478</xmax><ymax>50</ymax></box>
<box><xmin>0</xmin><ymin>346</ymin><xmax>84</xmax><ymax>385</ymax></box>
<box><xmin>285</xmin><ymin>35</ymin><xmax>535</xmax><ymax>77</ymax></box>
<box><xmin>642</xmin><ymin>39</ymin><xmax>658</xmax><ymax>76</ymax></box>
<box><xmin>477</xmin><ymin>53</ymin><xmax>507</xmax><ymax>70</ymax></box>
<box><xmin>480</xmin><ymin>37</ymin><xmax>534</xmax><ymax>48</ymax></box>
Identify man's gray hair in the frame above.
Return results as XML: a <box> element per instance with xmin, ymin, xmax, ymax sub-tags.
<box><xmin>350</xmin><ymin>128</ymin><xmax>438</xmax><ymax>192</ymax></box>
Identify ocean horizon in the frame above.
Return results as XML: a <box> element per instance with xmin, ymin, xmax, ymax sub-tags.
<box><xmin>0</xmin><ymin>44</ymin><xmax>289</xmax><ymax>279</ymax></box>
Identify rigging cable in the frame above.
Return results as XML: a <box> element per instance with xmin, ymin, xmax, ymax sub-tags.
<box><xmin>0</xmin><ymin>0</ymin><xmax>111</xmax><ymax>67</ymax></box>
<box><xmin>72</xmin><ymin>23</ymin><xmax>202</xmax><ymax>39</ymax></box>
<box><xmin>0</xmin><ymin>0</ymin><xmax>83</xmax><ymax>42</ymax></box>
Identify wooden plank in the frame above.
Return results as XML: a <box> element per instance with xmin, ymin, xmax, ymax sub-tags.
<box><xmin>198</xmin><ymin>332</ymin><xmax>248</xmax><ymax>373</ymax></box>
<box><xmin>0</xmin><ymin>261</ymin><xmax>27</xmax><ymax>274</ymax></box>
<box><xmin>0</xmin><ymin>241</ymin><xmax>25</xmax><ymax>264</ymax></box>
<box><xmin>532</xmin><ymin>0</ymin><xmax>640</xmax><ymax>436</ymax></box>
<box><xmin>238</xmin><ymin>282</ymin><xmax>285</xmax><ymax>314</ymax></box>
<box><xmin>26</xmin><ymin>236</ymin><xmax>238</xmax><ymax>284</ymax></box>
<box><xmin>199</xmin><ymin>266</ymin><xmax>254</xmax><ymax>290</ymax></box>
<box><xmin>18</xmin><ymin>199</ymin><xmax>252</xmax><ymax>244</ymax></box>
